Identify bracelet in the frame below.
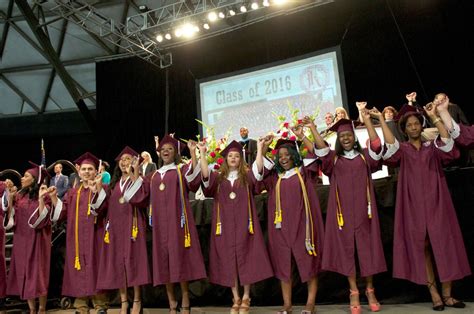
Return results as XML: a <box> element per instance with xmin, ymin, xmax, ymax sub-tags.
<box><xmin>432</xmin><ymin>118</ymin><xmax>441</xmax><ymax>124</ymax></box>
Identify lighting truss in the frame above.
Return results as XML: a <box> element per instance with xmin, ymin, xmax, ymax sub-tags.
<box><xmin>35</xmin><ymin>0</ymin><xmax>173</xmax><ymax>68</ymax></box>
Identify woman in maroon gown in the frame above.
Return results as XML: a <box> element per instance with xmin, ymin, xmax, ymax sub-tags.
<box><xmin>309</xmin><ymin>113</ymin><xmax>386</xmax><ymax>314</ymax></box>
<box><xmin>129</xmin><ymin>135</ymin><xmax>206</xmax><ymax>314</ymax></box>
<box><xmin>255</xmin><ymin>129</ymin><xmax>324</xmax><ymax>314</ymax></box>
<box><xmin>5</xmin><ymin>163</ymin><xmax>52</xmax><ymax>314</ymax></box>
<box><xmin>379</xmin><ymin>103</ymin><xmax>470</xmax><ymax>311</ymax></box>
<box><xmin>437</xmin><ymin>95</ymin><xmax>474</xmax><ymax>149</ymax></box>
<box><xmin>0</xmin><ymin>179</ymin><xmax>14</xmax><ymax>314</ymax></box>
<box><xmin>97</xmin><ymin>146</ymin><xmax>151</xmax><ymax>314</ymax></box>
<box><xmin>199</xmin><ymin>140</ymin><xmax>273</xmax><ymax>314</ymax></box>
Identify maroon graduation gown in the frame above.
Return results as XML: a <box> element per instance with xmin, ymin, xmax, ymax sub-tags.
<box><xmin>258</xmin><ymin>159</ymin><xmax>324</xmax><ymax>283</ymax></box>
<box><xmin>384</xmin><ymin>140</ymin><xmax>471</xmax><ymax>284</ymax></box>
<box><xmin>6</xmin><ymin>193</ymin><xmax>51</xmax><ymax>300</ymax></box>
<box><xmin>0</xmin><ymin>183</ymin><xmax>7</xmax><ymax>298</ymax></box>
<box><xmin>96</xmin><ymin>180</ymin><xmax>151</xmax><ymax>289</ymax></box>
<box><xmin>56</xmin><ymin>186</ymin><xmax>106</xmax><ymax>297</ymax></box>
<box><xmin>455</xmin><ymin>124</ymin><xmax>474</xmax><ymax>149</ymax></box>
<box><xmin>131</xmin><ymin>163</ymin><xmax>207</xmax><ymax>285</ymax></box>
<box><xmin>319</xmin><ymin>149</ymin><xmax>387</xmax><ymax>277</ymax></box>
<box><xmin>203</xmin><ymin>171</ymin><xmax>273</xmax><ymax>287</ymax></box>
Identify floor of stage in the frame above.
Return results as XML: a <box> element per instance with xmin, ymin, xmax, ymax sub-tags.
<box><xmin>35</xmin><ymin>303</ymin><xmax>473</xmax><ymax>313</ymax></box>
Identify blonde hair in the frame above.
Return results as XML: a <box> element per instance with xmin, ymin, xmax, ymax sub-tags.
<box><xmin>335</xmin><ymin>107</ymin><xmax>349</xmax><ymax>121</ymax></box>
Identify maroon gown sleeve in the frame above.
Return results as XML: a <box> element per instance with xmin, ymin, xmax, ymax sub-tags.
<box><xmin>202</xmin><ymin>171</ymin><xmax>219</xmax><ymax>198</ymax></box>
<box><xmin>128</xmin><ymin>175</ymin><xmax>151</xmax><ymax>208</ymax></box>
<box><xmin>29</xmin><ymin>196</ymin><xmax>52</xmax><ymax>230</ymax></box>
<box><xmin>183</xmin><ymin>163</ymin><xmax>201</xmax><ymax>193</ymax></box>
<box><xmin>433</xmin><ymin>138</ymin><xmax>460</xmax><ymax>166</ymax></box>
<box><xmin>382</xmin><ymin>142</ymin><xmax>402</xmax><ymax>168</ymax></box>
<box><xmin>318</xmin><ymin>149</ymin><xmax>337</xmax><ymax>178</ymax></box>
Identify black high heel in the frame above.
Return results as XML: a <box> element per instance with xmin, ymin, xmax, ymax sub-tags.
<box><xmin>132</xmin><ymin>300</ymin><xmax>143</xmax><ymax>314</ymax></box>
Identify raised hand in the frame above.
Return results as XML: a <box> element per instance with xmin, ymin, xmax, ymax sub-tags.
<box><xmin>154</xmin><ymin>136</ymin><xmax>160</xmax><ymax>149</ymax></box>
<box><xmin>131</xmin><ymin>156</ymin><xmax>140</xmax><ymax>174</ymax></box>
<box><xmin>89</xmin><ymin>174</ymin><xmax>103</xmax><ymax>193</ymax></box>
<box><xmin>5</xmin><ymin>179</ymin><xmax>14</xmax><ymax>190</ymax></box>
<box><xmin>360</xmin><ymin>108</ymin><xmax>371</xmax><ymax>121</ymax></box>
<box><xmin>436</xmin><ymin>95</ymin><xmax>449</xmax><ymax>112</ymax></box>
<box><xmin>301</xmin><ymin>116</ymin><xmax>315</xmax><ymax>128</ymax></box>
<box><xmin>369</xmin><ymin>107</ymin><xmax>383</xmax><ymax>120</ymax></box>
<box><xmin>39</xmin><ymin>184</ymin><xmax>49</xmax><ymax>199</ymax></box>
<box><xmin>48</xmin><ymin>186</ymin><xmax>58</xmax><ymax>199</ymax></box>
<box><xmin>356</xmin><ymin>101</ymin><xmax>367</xmax><ymax>111</ymax></box>
<box><xmin>187</xmin><ymin>140</ymin><xmax>197</xmax><ymax>152</ymax></box>
<box><xmin>8</xmin><ymin>186</ymin><xmax>17</xmax><ymax>203</ymax></box>
<box><xmin>197</xmin><ymin>141</ymin><xmax>207</xmax><ymax>153</ymax></box>
<box><xmin>291</xmin><ymin>125</ymin><xmax>304</xmax><ymax>139</ymax></box>
<box><xmin>263</xmin><ymin>134</ymin><xmax>274</xmax><ymax>146</ymax></box>
<box><xmin>406</xmin><ymin>91</ymin><xmax>417</xmax><ymax>103</ymax></box>
<box><xmin>423</xmin><ymin>102</ymin><xmax>438</xmax><ymax>119</ymax></box>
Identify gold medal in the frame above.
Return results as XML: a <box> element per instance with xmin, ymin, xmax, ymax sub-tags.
<box><xmin>229</xmin><ymin>192</ymin><xmax>236</xmax><ymax>200</ymax></box>
<box><xmin>119</xmin><ymin>196</ymin><xmax>125</xmax><ymax>204</ymax></box>
<box><xmin>159</xmin><ymin>182</ymin><xmax>165</xmax><ymax>191</ymax></box>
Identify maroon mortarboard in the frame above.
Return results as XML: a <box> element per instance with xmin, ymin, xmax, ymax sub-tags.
<box><xmin>157</xmin><ymin>134</ymin><xmax>186</xmax><ymax>154</ymax></box>
<box><xmin>328</xmin><ymin>119</ymin><xmax>362</xmax><ymax>133</ymax></box>
<box><xmin>274</xmin><ymin>138</ymin><xmax>298</xmax><ymax>150</ymax></box>
<box><xmin>74</xmin><ymin>152</ymin><xmax>101</xmax><ymax>169</ymax></box>
<box><xmin>221</xmin><ymin>140</ymin><xmax>244</xmax><ymax>157</ymax></box>
<box><xmin>393</xmin><ymin>104</ymin><xmax>422</xmax><ymax>122</ymax></box>
<box><xmin>115</xmin><ymin>146</ymin><xmax>141</xmax><ymax>162</ymax></box>
<box><xmin>26</xmin><ymin>161</ymin><xmax>51</xmax><ymax>184</ymax></box>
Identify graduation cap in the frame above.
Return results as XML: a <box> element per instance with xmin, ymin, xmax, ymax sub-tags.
<box><xmin>393</xmin><ymin>104</ymin><xmax>423</xmax><ymax>122</ymax></box>
<box><xmin>74</xmin><ymin>152</ymin><xmax>101</xmax><ymax>169</ymax></box>
<box><xmin>157</xmin><ymin>134</ymin><xmax>186</xmax><ymax>154</ymax></box>
<box><xmin>26</xmin><ymin>161</ymin><xmax>51</xmax><ymax>184</ymax></box>
<box><xmin>221</xmin><ymin>140</ymin><xmax>244</xmax><ymax>157</ymax></box>
<box><xmin>115</xmin><ymin>146</ymin><xmax>142</xmax><ymax>162</ymax></box>
<box><xmin>328</xmin><ymin>119</ymin><xmax>362</xmax><ymax>133</ymax></box>
<box><xmin>274</xmin><ymin>138</ymin><xmax>302</xmax><ymax>151</ymax></box>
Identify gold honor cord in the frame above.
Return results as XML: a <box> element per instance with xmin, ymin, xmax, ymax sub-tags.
<box><xmin>247</xmin><ymin>186</ymin><xmax>254</xmax><ymax>235</ymax></box>
<box><xmin>215</xmin><ymin>185</ymin><xmax>222</xmax><ymax>235</ymax></box>
<box><xmin>131</xmin><ymin>207</ymin><xmax>138</xmax><ymax>241</ymax></box>
<box><xmin>295</xmin><ymin>168</ymin><xmax>317</xmax><ymax>256</ymax></box>
<box><xmin>176</xmin><ymin>166</ymin><xmax>191</xmax><ymax>248</ymax></box>
<box><xmin>274</xmin><ymin>168</ymin><xmax>317</xmax><ymax>256</ymax></box>
<box><xmin>148</xmin><ymin>171</ymin><xmax>158</xmax><ymax>226</ymax></box>
<box><xmin>334</xmin><ymin>154</ymin><xmax>372</xmax><ymax>231</ymax></box>
<box><xmin>74</xmin><ymin>185</ymin><xmax>92</xmax><ymax>271</ymax></box>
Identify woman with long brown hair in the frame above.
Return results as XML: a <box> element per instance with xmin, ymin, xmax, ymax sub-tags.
<box><xmin>199</xmin><ymin>140</ymin><xmax>273</xmax><ymax>314</ymax></box>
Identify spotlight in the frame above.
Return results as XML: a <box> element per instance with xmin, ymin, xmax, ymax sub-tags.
<box><xmin>165</xmin><ymin>33</ymin><xmax>172</xmax><ymax>40</ymax></box>
<box><xmin>251</xmin><ymin>2</ymin><xmax>259</xmax><ymax>9</ymax></box>
<box><xmin>218</xmin><ymin>12</ymin><xmax>225</xmax><ymax>19</ymax></box>
<box><xmin>138</xmin><ymin>5</ymin><xmax>149</xmax><ymax>12</ymax></box>
<box><xmin>240</xmin><ymin>5</ymin><xmax>247</xmax><ymax>12</ymax></box>
<box><xmin>156</xmin><ymin>34</ymin><xmax>163</xmax><ymax>42</ymax></box>
<box><xmin>263</xmin><ymin>0</ymin><xmax>270</xmax><ymax>7</ymax></box>
<box><xmin>273</xmin><ymin>0</ymin><xmax>286</xmax><ymax>4</ymax></box>
<box><xmin>208</xmin><ymin>12</ymin><xmax>218</xmax><ymax>22</ymax></box>
<box><xmin>203</xmin><ymin>23</ymin><xmax>210</xmax><ymax>30</ymax></box>
<box><xmin>229</xmin><ymin>9</ymin><xmax>236</xmax><ymax>16</ymax></box>
<box><xmin>175</xmin><ymin>28</ymin><xmax>182</xmax><ymax>38</ymax></box>
<box><xmin>194</xmin><ymin>25</ymin><xmax>200</xmax><ymax>32</ymax></box>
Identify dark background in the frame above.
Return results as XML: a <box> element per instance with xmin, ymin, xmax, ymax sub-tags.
<box><xmin>1</xmin><ymin>0</ymin><xmax>474</xmax><ymax>308</ymax></box>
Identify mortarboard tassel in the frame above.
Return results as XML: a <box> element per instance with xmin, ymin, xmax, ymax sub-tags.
<box><xmin>368</xmin><ymin>202</ymin><xmax>372</xmax><ymax>219</ymax></box>
<box><xmin>104</xmin><ymin>220</ymin><xmax>110</xmax><ymax>244</ymax></box>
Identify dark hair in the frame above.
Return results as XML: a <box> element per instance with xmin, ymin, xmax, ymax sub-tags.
<box><xmin>398</xmin><ymin>113</ymin><xmax>424</xmax><ymax>137</ymax></box>
<box><xmin>334</xmin><ymin>132</ymin><xmax>363</xmax><ymax>156</ymax></box>
<box><xmin>273</xmin><ymin>144</ymin><xmax>303</xmax><ymax>173</ymax></box>
<box><xmin>19</xmin><ymin>175</ymin><xmax>45</xmax><ymax>200</ymax></box>
<box><xmin>109</xmin><ymin>164</ymin><xmax>122</xmax><ymax>190</ymax></box>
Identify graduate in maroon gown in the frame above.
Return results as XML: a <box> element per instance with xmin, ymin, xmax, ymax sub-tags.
<box><xmin>199</xmin><ymin>140</ymin><xmax>273</xmax><ymax>314</ymax></box>
<box><xmin>0</xmin><ymin>179</ymin><xmax>15</xmax><ymax>314</ymax></box>
<box><xmin>379</xmin><ymin>103</ymin><xmax>470</xmax><ymax>311</ymax></box>
<box><xmin>437</xmin><ymin>95</ymin><xmax>474</xmax><ymax>149</ymax></box>
<box><xmin>49</xmin><ymin>152</ymin><xmax>109</xmax><ymax>314</ymax></box>
<box><xmin>5</xmin><ymin>163</ymin><xmax>52</xmax><ymax>314</ymax></box>
<box><xmin>97</xmin><ymin>146</ymin><xmax>151</xmax><ymax>314</ymax></box>
<box><xmin>308</xmin><ymin>113</ymin><xmax>386</xmax><ymax>314</ymax></box>
<box><xmin>254</xmin><ymin>128</ymin><xmax>324</xmax><ymax>314</ymax></box>
<box><xmin>129</xmin><ymin>135</ymin><xmax>206</xmax><ymax>314</ymax></box>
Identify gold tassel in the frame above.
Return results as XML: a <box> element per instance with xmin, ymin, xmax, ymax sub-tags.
<box><xmin>132</xmin><ymin>225</ymin><xmax>138</xmax><ymax>240</ymax></box>
<box><xmin>248</xmin><ymin>222</ymin><xmax>254</xmax><ymax>234</ymax></box>
<box><xmin>184</xmin><ymin>232</ymin><xmax>191</xmax><ymax>247</ymax></box>
<box><xmin>337</xmin><ymin>212</ymin><xmax>344</xmax><ymax>230</ymax></box>
<box><xmin>74</xmin><ymin>256</ymin><xmax>81</xmax><ymax>270</ymax></box>
<box><xmin>104</xmin><ymin>231</ymin><xmax>110</xmax><ymax>244</ymax></box>
<box><xmin>215</xmin><ymin>222</ymin><xmax>222</xmax><ymax>235</ymax></box>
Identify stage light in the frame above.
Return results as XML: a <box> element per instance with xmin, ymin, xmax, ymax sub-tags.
<box><xmin>175</xmin><ymin>28</ymin><xmax>182</xmax><ymax>38</ymax></box>
<box><xmin>251</xmin><ymin>2</ymin><xmax>259</xmax><ymax>10</ymax></box>
<box><xmin>208</xmin><ymin>12</ymin><xmax>218</xmax><ymax>22</ymax></box>
<box><xmin>240</xmin><ymin>5</ymin><xmax>247</xmax><ymax>12</ymax></box>
<box><xmin>263</xmin><ymin>0</ymin><xmax>270</xmax><ymax>7</ymax></box>
<box><xmin>203</xmin><ymin>23</ymin><xmax>210</xmax><ymax>30</ymax></box>
<box><xmin>194</xmin><ymin>25</ymin><xmax>200</xmax><ymax>32</ymax></box>
<box><xmin>156</xmin><ymin>34</ymin><xmax>163</xmax><ymax>42</ymax></box>
<box><xmin>218</xmin><ymin>12</ymin><xmax>225</xmax><ymax>19</ymax></box>
<box><xmin>229</xmin><ymin>9</ymin><xmax>236</xmax><ymax>16</ymax></box>
<box><xmin>165</xmin><ymin>33</ymin><xmax>172</xmax><ymax>40</ymax></box>
<box><xmin>273</xmin><ymin>0</ymin><xmax>286</xmax><ymax>4</ymax></box>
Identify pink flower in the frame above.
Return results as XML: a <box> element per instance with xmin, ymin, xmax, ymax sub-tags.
<box><xmin>217</xmin><ymin>157</ymin><xmax>224</xmax><ymax>165</ymax></box>
<box><xmin>281</xmin><ymin>131</ymin><xmax>288</xmax><ymax>138</ymax></box>
<box><xmin>283</xmin><ymin>122</ymin><xmax>289</xmax><ymax>128</ymax></box>
<box><xmin>210</xmin><ymin>151</ymin><xmax>216</xmax><ymax>158</ymax></box>
<box><xmin>297</xmin><ymin>119</ymin><xmax>303</xmax><ymax>125</ymax></box>
<box><xmin>289</xmin><ymin>136</ymin><xmax>296</xmax><ymax>141</ymax></box>
<box><xmin>213</xmin><ymin>164</ymin><xmax>220</xmax><ymax>170</ymax></box>
<box><xmin>271</xmin><ymin>149</ymin><xmax>278</xmax><ymax>155</ymax></box>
